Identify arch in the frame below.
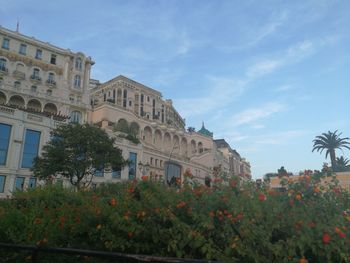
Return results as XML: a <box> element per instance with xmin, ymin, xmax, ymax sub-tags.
<box><xmin>70</xmin><ymin>110</ymin><xmax>82</xmax><ymax>123</ymax></box>
<box><xmin>143</xmin><ymin>126</ymin><xmax>152</xmax><ymax>144</ymax></box>
<box><xmin>198</xmin><ymin>142</ymin><xmax>203</xmax><ymax>154</ymax></box>
<box><xmin>154</xmin><ymin>129</ymin><xmax>162</xmax><ymax>149</ymax></box>
<box><xmin>129</xmin><ymin>121</ymin><xmax>140</xmax><ymax>137</ymax></box>
<box><xmin>43</xmin><ymin>103</ymin><xmax>57</xmax><ymax>115</ymax></box>
<box><xmin>190</xmin><ymin>140</ymin><xmax>196</xmax><ymax>155</ymax></box>
<box><xmin>173</xmin><ymin>135</ymin><xmax>180</xmax><ymax>154</ymax></box>
<box><xmin>164</xmin><ymin>132</ymin><xmax>172</xmax><ymax>152</ymax></box>
<box><xmin>115</xmin><ymin>118</ymin><xmax>129</xmax><ymax>133</ymax></box>
<box><xmin>27</xmin><ymin>99</ymin><xmax>42</xmax><ymax>112</ymax></box>
<box><xmin>0</xmin><ymin>91</ymin><xmax>6</xmax><ymax>104</ymax></box>
<box><xmin>8</xmin><ymin>95</ymin><xmax>25</xmax><ymax>108</ymax></box>
<box><xmin>15</xmin><ymin>62</ymin><xmax>25</xmax><ymax>71</ymax></box>
<box><xmin>181</xmin><ymin>137</ymin><xmax>188</xmax><ymax>157</ymax></box>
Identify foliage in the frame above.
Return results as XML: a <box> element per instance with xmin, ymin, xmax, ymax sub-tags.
<box><xmin>32</xmin><ymin>123</ymin><xmax>127</xmax><ymax>189</ymax></box>
<box><xmin>114</xmin><ymin>120</ymin><xmax>140</xmax><ymax>144</ymax></box>
<box><xmin>1</xmin><ymin>171</ymin><xmax>350</xmax><ymax>262</ymax></box>
<box><xmin>312</xmin><ymin>130</ymin><xmax>350</xmax><ymax>170</ymax></box>
<box><xmin>335</xmin><ymin>156</ymin><xmax>350</xmax><ymax>172</ymax></box>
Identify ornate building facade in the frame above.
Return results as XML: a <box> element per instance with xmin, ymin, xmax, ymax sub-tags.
<box><xmin>0</xmin><ymin>26</ymin><xmax>251</xmax><ymax>197</ymax></box>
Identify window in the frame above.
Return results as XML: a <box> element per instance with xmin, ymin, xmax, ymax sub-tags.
<box><xmin>128</xmin><ymin>152</ymin><xmax>137</xmax><ymax>180</ymax></box>
<box><xmin>70</xmin><ymin>111</ymin><xmax>82</xmax><ymax>124</ymax></box>
<box><xmin>94</xmin><ymin>167</ymin><xmax>104</xmax><ymax>177</ymax></box>
<box><xmin>0</xmin><ymin>123</ymin><xmax>11</xmax><ymax>165</ymax></box>
<box><xmin>75</xmin><ymin>57</ymin><xmax>82</xmax><ymax>70</ymax></box>
<box><xmin>2</xmin><ymin>38</ymin><xmax>9</xmax><ymax>49</ymax></box>
<box><xmin>129</xmin><ymin>101</ymin><xmax>132</xmax><ymax>107</ymax></box>
<box><xmin>0</xmin><ymin>58</ymin><xmax>7</xmax><ymax>72</ymax></box>
<box><xmin>0</xmin><ymin>77</ymin><xmax>3</xmax><ymax>87</ymax></box>
<box><xmin>47</xmin><ymin>73</ymin><xmax>55</xmax><ymax>84</ymax></box>
<box><xmin>31</xmin><ymin>85</ymin><xmax>37</xmax><ymax>93</ymax></box>
<box><xmin>50</xmin><ymin>54</ymin><xmax>56</xmax><ymax>64</ymax></box>
<box><xmin>21</xmin><ymin>129</ymin><xmax>41</xmax><ymax>168</ymax></box>
<box><xmin>46</xmin><ymin>89</ymin><xmax>52</xmax><ymax>96</ymax></box>
<box><xmin>0</xmin><ymin>175</ymin><xmax>6</xmax><ymax>193</ymax></box>
<box><xmin>74</xmin><ymin>75</ymin><xmax>81</xmax><ymax>88</ymax></box>
<box><xmin>28</xmin><ymin>178</ymin><xmax>37</xmax><ymax>188</ymax></box>
<box><xmin>123</xmin><ymin>89</ymin><xmax>127</xmax><ymax>108</ymax></box>
<box><xmin>31</xmin><ymin>68</ymin><xmax>41</xmax><ymax>81</ymax></box>
<box><xmin>35</xmin><ymin>49</ymin><xmax>42</xmax><ymax>59</ymax></box>
<box><xmin>14</xmin><ymin>177</ymin><xmax>25</xmax><ymax>191</ymax></box>
<box><xmin>112</xmin><ymin>169</ymin><xmax>121</xmax><ymax>179</ymax></box>
<box><xmin>19</xmin><ymin>44</ymin><xmax>27</xmax><ymax>55</ymax></box>
<box><xmin>14</xmin><ymin>81</ymin><xmax>21</xmax><ymax>89</ymax></box>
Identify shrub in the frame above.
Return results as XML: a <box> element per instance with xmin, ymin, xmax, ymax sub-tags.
<box><xmin>0</xmin><ymin>173</ymin><xmax>349</xmax><ymax>262</ymax></box>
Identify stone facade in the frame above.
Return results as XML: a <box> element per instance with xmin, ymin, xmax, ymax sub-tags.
<box><xmin>0</xmin><ymin>26</ymin><xmax>251</xmax><ymax>197</ymax></box>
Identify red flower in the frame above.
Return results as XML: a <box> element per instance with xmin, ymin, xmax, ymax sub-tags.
<box><xmin>323</xmin><ymin>233</ymin><xmax>331</xmax><ymax>244</ymax></box>
<box><xmin>141</xmin><ymin>175</ymin><xmax>148</xmax><ymax>181</ymax></box>
<box><xmin>34</xmin><ymin>218</ymin><xmax>42</xmax><ymax>225</ymax></box>
<box><xmin>258</xmin><ymin>193</ymin><xmax>266</xmax><ymax>201</ymax></box>
<box><xmin>176</xmin><ymin>201</ymin><xmax>186</xmax><ymax>209</ymax></box>
<box><xmin>128</xmin><ymin>232</ymin><xmax>134</xmax><ymax>238</ymax></box>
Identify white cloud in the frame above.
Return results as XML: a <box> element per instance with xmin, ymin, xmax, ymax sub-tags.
<box><xmin>230</xmin><ymin>102</ymin><xmax>286</xmax><ymax>126</ymax></box>
<box><xmin>275</xmin><ymin>85</ymin><xmax>293</xmax><ymax>92</ymax></box>
<box><xmin>246</xmin><ymin>59</ymin><xmax>281</xmax><ymax>78</ymax></box>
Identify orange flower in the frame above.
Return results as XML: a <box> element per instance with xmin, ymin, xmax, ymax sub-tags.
<box><xmin>109</xmin><ymin>198</ymin><xmax>117</xmax><ymax>206</ymax></box>
<box><xmin>335</xmin><ymin>227</ymin><xmax>341</xmax><ymax>234</ymax></box>
<box><xmin>96</xmin><ymin>224</ymin><xmax>102</xmax><ymax>230</ymax></box>
<box><xmin>295</xmin><ymin>194</ymin><xmax>302</xmax><ymax>201</ymax></box>
<box><xmin>346</xmin><ymin>215</ymin><xmax>350</xmax><ymax>222</ymax></box>
<box><xmin>127</xmin><ymin>187</ymin><xmax>134</xmax><ymax>193</ymax></box>
<box><xmin>176</xmin><ymin>201</ymin><xmax>186</xmax><ymax>209</ymax></box>
<box><xmin>127</xmin><ymin>231</ymin><xmax>134</xmax><ymax>238</ymax></box>
<box><xmin>141</xmin><ymin>175</ymin><xmax>148</xmax><ymax>181</ymax></box>
<box><xmin>313</xmin><ymin>187</ymin><xmax>320</xmax><ymax>193</ymax></box>
<box><xmin>209</xmin><ymin>211</ymin><xmax>215</xmax><ymax>217</ymax></box>
<box><xmin>34</xmin><ymin>218</ymin><xmax>42</xmax><ymax>225</ymax></box>
<box><xmin>308</xmin><ymin>221</ymin><xmax>316</xmax><ymax>228</ymax></box>
<box><xmin>299</xmin><ymin>256</ymin><xmax>308</xmax><ymax>263</ymax></box>
<box><xmin>323</xmin><ymin>233</ymin><xmax>331</xmax><ymax>244</ymax></box>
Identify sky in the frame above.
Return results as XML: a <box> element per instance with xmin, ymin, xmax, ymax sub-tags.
<box><xmin>1</xmin><ymin>0</ymin><xmax>350</xmax><ymax>178</ymax></box>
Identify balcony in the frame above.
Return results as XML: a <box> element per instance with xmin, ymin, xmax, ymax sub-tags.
<box><xmin>13</xmin><ymin>70</ymin><xmax>25</xmax><ymax>80</ymax></box>
<box><xmin>30</xmin><ymin>75</ymin><xmax>42</xmax><ymax>84</ymax></box>
<box><xmin>46</xmin><ymin>79</ymin><xmax>57</xmax><ymax>87</ymax></box>
<box><xmin>0</xmin><ymin>65</ymin><xmax>8</xmax><ymax>76</ymax></box>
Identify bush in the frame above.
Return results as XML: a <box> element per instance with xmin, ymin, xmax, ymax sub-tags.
<box><xmin>0</xmin><ymin>173</ymin><xmax>349</xmax><ymax>262</ymax></box>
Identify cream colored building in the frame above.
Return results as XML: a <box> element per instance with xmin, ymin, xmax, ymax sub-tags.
<box><xmin>0</xmin><ymin>26</ymin><xmax>251</xmax><ymax>197</ymax></box>
<box><xmin>0</xmin><ymin>26</ymin><xmax>93</xmax><ymax>197</ymax></box>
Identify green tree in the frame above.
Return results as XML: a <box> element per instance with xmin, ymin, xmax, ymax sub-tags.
<box><xmin>312</xmin><ymin>130</ymin><xmax>350</xmax><ymax>170</ymax></box>
<box><xmin>32</xmin><ymin>123</ymin><xmax>127</xmax><ymax>189</ymax></box>
<box><xmin>335</xmin><ymin>156</ymin><xmax>350</xmax><ymax>172</ymax></box>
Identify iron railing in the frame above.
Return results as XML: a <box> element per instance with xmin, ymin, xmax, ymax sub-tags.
<box><xmin>0</xmin><ymin>243</ymin><xmax>223</xmax><ymax>263</ymax></box>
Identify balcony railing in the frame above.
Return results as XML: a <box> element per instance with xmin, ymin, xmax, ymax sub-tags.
<box><xmin>30</xmin><ymin>75</ymin><xmax>42</xmax><ymax>82</ymax></box>
<box><xmin>46</xmin><ymin>79</ymin><xmax>56</xmax><ymax>86</ymax></box>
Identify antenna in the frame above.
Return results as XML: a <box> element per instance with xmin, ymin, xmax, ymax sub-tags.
<box><xmin>16</xmin><ymin>20</ymin><xmax>19</xmax><ymax>33</ymax></box>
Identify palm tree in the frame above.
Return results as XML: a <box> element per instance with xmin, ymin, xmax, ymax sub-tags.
<box><xmin>335</xmin><ymin>156</ymin><xmax>350</xmax><ymax>172</ymax></box>
<box><xmin>312</xmin><ymin>130</ymin><xmax>350</xmax><ymax>170</ymax></box>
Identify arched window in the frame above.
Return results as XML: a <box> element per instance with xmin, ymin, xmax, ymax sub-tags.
<box><xmin>70</xmin><ymin>111</ymin><xmax>82</xmax><ymax>124</ymax></box>
<box><xmin>74</xmin><ymin>75</ymin><xmax>81</xmax><ymax>88</ymax></box>
<box><xmin>31</xmin><ymin>68</ymin><xmax>41</xmax><ymax>80</ymax></box>
<box><xmin>16</xmin><ymin>63</ymin><xmax>24</xmax><ymax>72</ymax></box>
<box><xmin>75</xmin><ymin>58</ymin><xmax>82</xmax><ymax>70</ymax></box>
<box><xmin>0</xmin><ymin>58</ymin><xmax>7</xmax><ymax>72</ymax></box>
<box><xmin>48</xmin><ymin>73</ymin><xmax>55</xmax><ymax>84</ymax></box>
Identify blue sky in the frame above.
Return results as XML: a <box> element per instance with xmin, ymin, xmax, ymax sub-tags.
<box><xmin>1</xmin><ymin>0</ymin><xmax>350</xmax><ymax>178</ymax></box>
